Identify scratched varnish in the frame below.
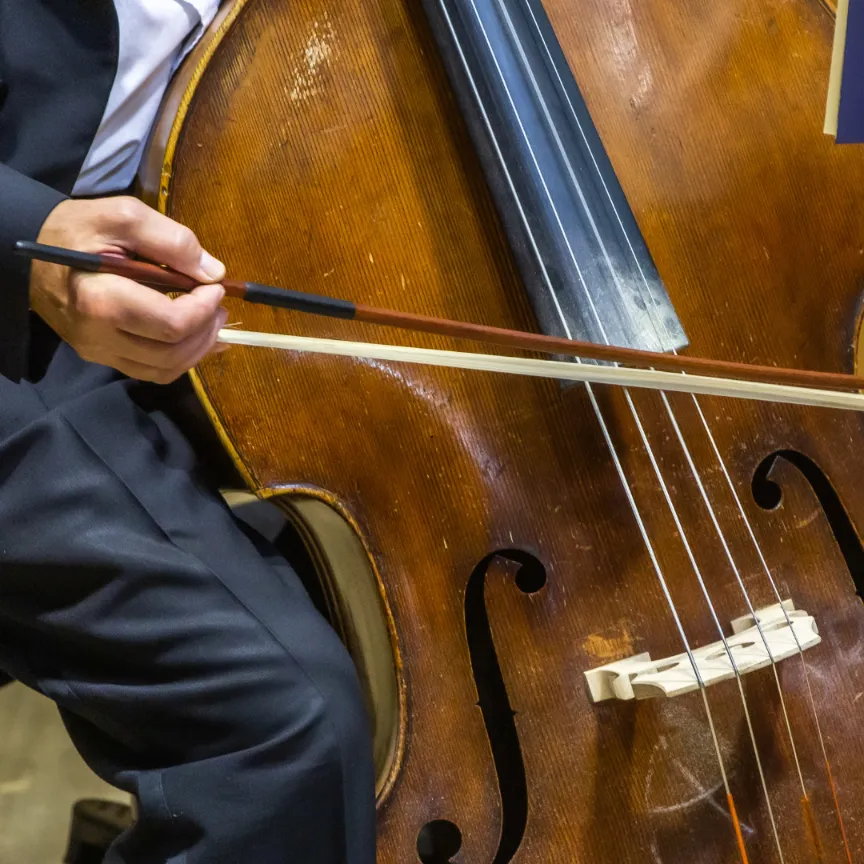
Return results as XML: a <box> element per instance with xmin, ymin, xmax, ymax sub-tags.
<box><xmin>140</xmin><ymin>0</ymin><xmax>864</xmax><ymax>860</ymax></box>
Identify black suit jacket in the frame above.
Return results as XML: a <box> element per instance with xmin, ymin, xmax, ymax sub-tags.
<box><xmin>0</xmin><ymin>0</ymin><xmax>120</xmax><ymax>381</ymax></box>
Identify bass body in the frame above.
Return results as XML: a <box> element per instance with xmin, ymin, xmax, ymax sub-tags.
<box><xmin>140</xmin><ymin>0</ymin><xmax>864</xmax><ymax>860</ymax></box>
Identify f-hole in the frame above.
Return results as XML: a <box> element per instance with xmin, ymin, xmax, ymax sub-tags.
<box><xmin>752</xmin><ymin>449</ymin><xmax>864</xmax><ymax>598</ymax></box>
<box><xmin>417</xmin><ymin>550</ymin><xmax>546</xmax><ymax>863</ymax></box>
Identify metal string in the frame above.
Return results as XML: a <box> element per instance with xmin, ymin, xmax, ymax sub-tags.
<box><xmin>459</xmin><ymin>0</ymin><xmax>815</xmax><ymax>856</ymax></box>
<box><xmin>433</xmin><ymin>0</ymin><xmax>756</xmax><ymax>855</ymax></box>
<box><xmin>519</xmin><ymin>3</ymin><xmax>851</xmax><ymax>857</ymax></box>
<box><xmin>430</xmin><ymin>0</ymin><xmax>706</xmax><ymax>677</ymax></box>
<box><xmin>692</xmin><ymin>399</ymin><xmax>852</xmax><ymax>863</ymax></box>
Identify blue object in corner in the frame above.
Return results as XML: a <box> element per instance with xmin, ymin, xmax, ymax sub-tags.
<box><xmin>837</xmin><ymin>0</ymin><xmax>864</xmax><ymax>142</ymax></box>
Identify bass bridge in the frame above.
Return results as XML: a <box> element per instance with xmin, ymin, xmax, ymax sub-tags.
<box><xmin>584</xmin><ymin>600</ymin><xmax>820</xmax><ymax>702</ymax></box>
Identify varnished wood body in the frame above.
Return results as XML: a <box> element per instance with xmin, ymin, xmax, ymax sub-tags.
<box><xmin>141</xmin><ymin>0</ymin><xmax>864</xmax><ymax>860</ymax></box>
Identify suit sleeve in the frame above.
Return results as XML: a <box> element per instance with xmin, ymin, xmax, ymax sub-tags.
<box><xmin>0</xmin><ymin>162</ymin><xmax>67</xmax><ymax>282</ymax></box>
<box><xmin>0</xmin><ymin>164</ymin><xmax>68</xmax><ymax>380</ymax></box>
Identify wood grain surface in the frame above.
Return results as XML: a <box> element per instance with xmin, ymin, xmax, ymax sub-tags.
<box><xmin>141</xmin><ymin>0</ymin><xmax>864</xmax><ymax>860</ymax></box>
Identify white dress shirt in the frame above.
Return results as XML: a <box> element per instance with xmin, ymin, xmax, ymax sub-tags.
<box><xmin>72</xmin><ymin>0</ymin><xmax>221</xmax><ymax>197</ymax></box>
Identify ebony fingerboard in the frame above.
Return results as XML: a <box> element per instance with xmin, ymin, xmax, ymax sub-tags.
<box><xmin>418</xmin><ymin>0</ymin><xmax>688</xmax><ymax>359</ymax></box>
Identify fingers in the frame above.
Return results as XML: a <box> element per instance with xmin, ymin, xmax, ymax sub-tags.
<box><xmin>69</xmin><ymin>272</ymin><xmax>228</xmax><ymax>381</ymax></box>
<box><xmin>74</xmin><ymin>273</ymin><xmax>225</xmax><ymax>343</ymax></box>
<box><xmin>31</xmin><ymin>196</ymin><xmax>232</xmax><ymax>384</ymax></box>
<box><xmin>106</xmin><ymin>357</ymin><xmax>186</xmax><ymax>385</ymax></box>
<box><xmin>98</xmin><ymin>315</ymin><xmax>227</xmax><ymax>384</ymax></box>
<box><xmin>97</xmin><ymin>196</ymin><xmax>226</xmax><ymax>283</ymax></box>
<box><xmin>118</xmin><ymin>310</ymin><xmax>227</xmax><ymax>371</ymax></box>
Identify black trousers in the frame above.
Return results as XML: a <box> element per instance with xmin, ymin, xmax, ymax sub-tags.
<box><xmin>0</xmin><ymin>344</ymin><xmax>377</xmax><ymax>863</ymax></box>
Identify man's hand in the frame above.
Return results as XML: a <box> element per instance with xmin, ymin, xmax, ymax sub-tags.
<box><xmin>31</xmin><ymin>196</ymin><xmax>228</xmax><ymax>383</ymax></box>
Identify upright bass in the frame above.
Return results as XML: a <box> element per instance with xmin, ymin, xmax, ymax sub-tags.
<box><xmin>139</xmin><ymin>0</ymin><xmax>864</xmax><ymax>860</ymax></box>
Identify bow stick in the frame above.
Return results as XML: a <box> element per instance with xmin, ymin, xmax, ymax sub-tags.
<box><xmin>15</xmin><ymin>240</ymin><xmax>864</xmax><ymax>403</ymax></box>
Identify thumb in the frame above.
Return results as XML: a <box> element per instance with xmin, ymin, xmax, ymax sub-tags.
<box><xmin>102</xmin><ymin>197</ymin><xmax>226</xmax><ymax>283</ymax></box>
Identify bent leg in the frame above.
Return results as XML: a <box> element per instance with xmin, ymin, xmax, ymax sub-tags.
<box><xmin>0</xmin><ymin>348</ymin><xmax>376</xmax><ymax>864</ymax></box>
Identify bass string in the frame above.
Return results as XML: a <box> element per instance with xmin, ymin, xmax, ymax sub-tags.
<box><xmin>499</xmin><ymin>0</ymin><xmax>805</xmax><ymax>831</ymax></box>
<box><xmin>507</xmin><ymin>0</ymin><xmax>799</xmax><ymax>731</ymax></box>
<box><xmin>465</xmin><ymin>0</ymin><xmax>788</xmax><ymax>856</ymax></box>
<box><xmin>519</xmin><ymin>3</ymin><xmax>852</xmax><ymax>856</ymax></box>
<box><xmin>434</xmin><ymin>0</ymin><xmax>752</xmax><ymax>858</ymax></box>
<box><xmin>522</xmin><ymin>2</ymin><xmax>853</xmax><ymax>858</ymax></box>
<box><xmin>693</xmin><ymin>400</ymin><xmax>853</xmax><ymax>864</ymax></box>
